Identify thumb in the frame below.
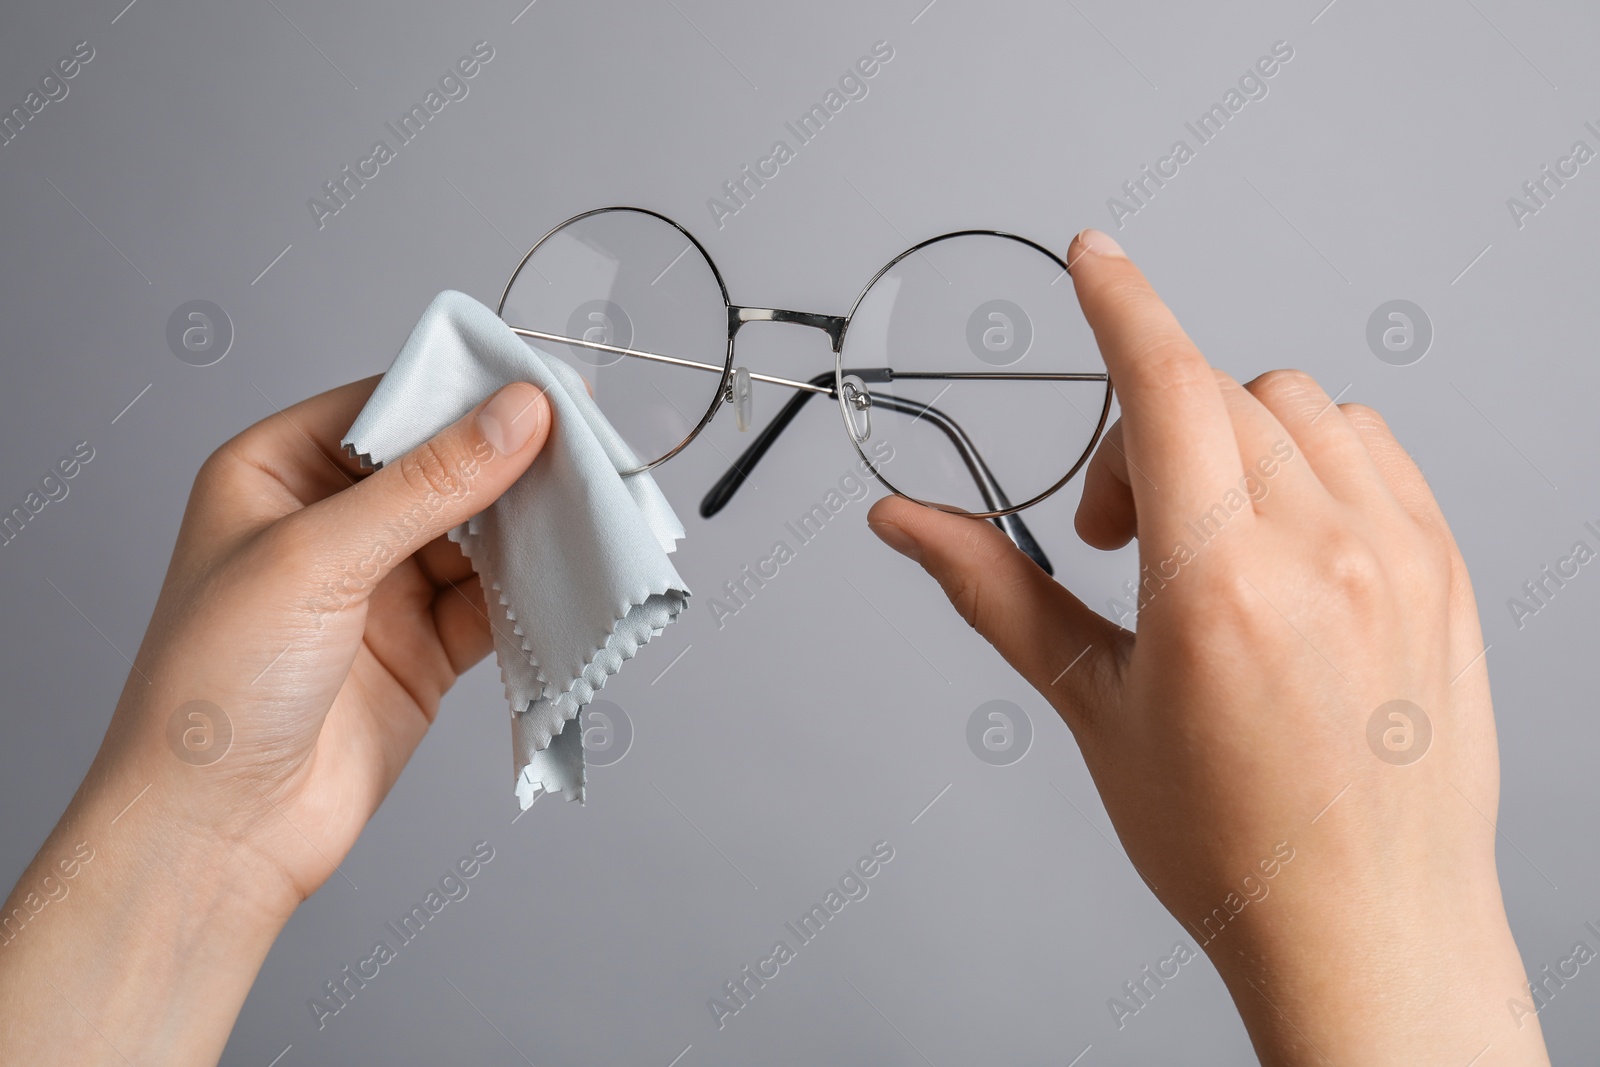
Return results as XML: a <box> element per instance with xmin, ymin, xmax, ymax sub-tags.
<box><xmin>866</xmin><ymin>495</ymin><xmax>1122</xmax><ymax>724</ymax></box>
<box><xmin>285</xmin><ymin>381</ymin><xmax>551</xmax><ymax>592</ymax></box>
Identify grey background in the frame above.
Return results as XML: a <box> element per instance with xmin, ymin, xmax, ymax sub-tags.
<box><xmin>2</xmin><ymin>0</ymin><xmax>1597</xmax><ymax>1063</ymax></box>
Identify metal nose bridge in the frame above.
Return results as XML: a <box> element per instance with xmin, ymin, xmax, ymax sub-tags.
<box><xmin>729</xmin><ymin>305</ymin><xmax>847</xmax><ymax>351</ymax></box>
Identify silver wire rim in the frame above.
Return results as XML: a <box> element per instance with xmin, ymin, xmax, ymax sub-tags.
<box><xmin>496</xmin><ymin>206</ymin><xmax>735</xmax><ymax>477</ymax></box>
<box><xmin>833</xmin><ymin>230</ymin><xmax>1114</xmax><ymax>520</ymax></box>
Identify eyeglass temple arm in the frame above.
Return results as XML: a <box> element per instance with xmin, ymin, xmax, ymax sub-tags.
<box><xmin>871</xmin><ymin>392</ymin><xmax>1054</xmax><ymax>577</ymax></box>
<box><xmin>697</xmin><ymin>375</ymin><xmax>818</xmax><ymax>515</ymax></box>
<box><xmin>698</xmin><ymin>370</ymin><xmax>1054</xmax><ymax>576</ymax></box>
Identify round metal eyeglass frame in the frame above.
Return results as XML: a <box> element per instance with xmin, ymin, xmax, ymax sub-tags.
<box><xmin>497</xmin><ymin>207</ymin><xmax>1112</xmax><ymax>572</ymax></box>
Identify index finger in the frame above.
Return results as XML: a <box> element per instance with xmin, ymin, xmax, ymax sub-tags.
<box><xmin>185</xmin><ymin>377</ymin><xmax>383</xmax><ymax>551</ymax></box>
<box><xmin>1067</xmin><ymin>230</ymin><xmax>1245</xmax><ymax>548</ymax></box>
<box><xmin>218</xmin><ymin>376</ymin><xmax>381</xmax><ymax>496</ymax></box>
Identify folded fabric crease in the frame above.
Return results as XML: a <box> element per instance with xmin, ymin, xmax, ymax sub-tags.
<box><xmin>340</xmin><ymin>290</ymin><xmax>691</xmax><ymax>807</ymax></box>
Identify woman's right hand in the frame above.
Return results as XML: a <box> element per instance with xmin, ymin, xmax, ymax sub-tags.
<box><xmin>867</xmin><ymin>229</ymin><xmax>1548</xmax><ymax>1066</ymax></box>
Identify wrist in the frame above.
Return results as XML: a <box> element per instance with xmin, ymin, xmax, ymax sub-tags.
<box><xmin>82</xmin><ymin>728</ymin><xmax>306</xmax><ymax>931</ymax></box>
<box><xmin>1200</xmin><ymin>870</ymin><xmax>1545</xmax><ymax>1066</ymax></box>
<box><xmin>0</xmin><ymin>746</ymin><xmax>298</xmax><ymax>1065</ymax></box>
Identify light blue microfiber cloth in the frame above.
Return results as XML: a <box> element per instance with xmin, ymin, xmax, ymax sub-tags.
<box><xmin>342</xmin><ymin>290</ymin><xmax>690</xmax><ymax>807</ymax></box>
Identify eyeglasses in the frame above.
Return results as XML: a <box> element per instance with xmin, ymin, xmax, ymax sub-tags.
<box><xmin>496</xmin><ymin>206</ymin><xmax>1111</xmax><ymax>575</ymax></box>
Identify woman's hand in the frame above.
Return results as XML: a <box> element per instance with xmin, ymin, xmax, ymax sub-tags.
<box><xmin>868</xmin><ymin>231</ymin><xmax>1549</xmax><ymax>1066</ymax></box>
<box><xmin>0</xmin><ymin>377</ymin><xmax>549</xmax><ymax>1065</ymax></box>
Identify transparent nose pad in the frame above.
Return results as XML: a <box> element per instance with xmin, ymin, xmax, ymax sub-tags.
<box><xmin>730</xmin><ymin>366</ymin><xmax>753</xmax><ymax>432</ymax></box>
<box><xmin>840</xmin><ymin>374</ymin><xmax>872</xmax><ymax>442</ymax></box>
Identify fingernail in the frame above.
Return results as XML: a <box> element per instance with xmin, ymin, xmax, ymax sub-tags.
<box><xmin>477</xmin><ymin>382</ymin><xmax>545</xmax><ymax>456</ymax></box>
<box><xmin>868</xmin><ymin>521</ymin><xmax>923</xmax><ymax>564</ymax></box>
<box><xmin>1075</xmin><ymin>228</ymin><xmax>1128</xmax><ymax>259</ymax></box>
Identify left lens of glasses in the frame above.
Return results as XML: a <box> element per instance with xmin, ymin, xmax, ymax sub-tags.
<box><xmin>499</xmin><ymin>209</ymin><xmax>730</xmax><ymax>471</ymax></box>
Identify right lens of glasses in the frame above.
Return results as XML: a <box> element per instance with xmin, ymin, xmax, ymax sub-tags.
<box><xmin>499</xmin><ymin>209</ymin><xmax>730</xmax><ymax>470</ymax></box>
<box><xmin>838</xmin><ymin>233</ymin><xmax>1109</xmax><ymax>514</ymax></box>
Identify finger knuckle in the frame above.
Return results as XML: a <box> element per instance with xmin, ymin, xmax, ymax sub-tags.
<box><xmin>943</xmin><ymin>570</ymin><xmax>984</xmax><ymax>631</ymax></box>
<box><xmin>1339</xmin><ymin>402</ymin><xmax>1390</xmax><ymax>435</ymax></box>
<box><xmin>1246</xmin><ymin>368</ymin><xmax>1320</xmax><ymax>407</ymax></box>
<box><xmin>398</xmin><ymin>439</ymin><xmax>468</xmax><ymax>502</ymax></box>
<box><xmin>1124</xmin><ymin>338</ymin><xmax>1212</xmax><ymax>397</ymax></box>
<box><xmin>1316</xmin><ymin>530</ymin><xmax>1388</xmax><ymax>609</ymax></box>
<box><xmin>937</xmin><ymin>526</ymin><xmax>1015</xmax><ymax>633</ymax></box>
<box><xmin>192</xmin><ymin>441</ymin><xmax>240</xmax><ymax>497</ymax></box>
<box><xmin>1191</xmin><ymin>561</ymin><xmax>1267</xmax><ymax>628</ymax></box>
<box><xmin>1100</xmin><ymin>280</ymin><xmax>1161</xmax><ymax>311</ymax></box>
